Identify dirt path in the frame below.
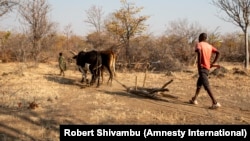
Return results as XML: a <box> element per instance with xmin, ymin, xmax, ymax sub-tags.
<box><xmin>0</xmin><ymin>62</ymin><xmax>249</xmax><ymax>141</ymax></box>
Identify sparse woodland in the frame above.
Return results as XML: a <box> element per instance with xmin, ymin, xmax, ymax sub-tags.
<box><xmin>0</xmin><ymin>1</ymin><xmax>250</xmax><ymax>140</ymax></box>
<box><xmin>0</xmin><ymin>0</ymin><xmax>249</xmax><ymax>72</ymax></box>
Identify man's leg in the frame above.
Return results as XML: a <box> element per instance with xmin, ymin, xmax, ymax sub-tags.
<box><xmin>190</xmin><ymin>75</ymin><xmax>202</xmax><ymax>104</ymax></box>
<box><xmin>193</xmin><ymin>86</ymin><xmax>201</xmax><ymax>101</ymax></box>
<box><xmin>201</xmin><ymin>69</ymin><xmax>221</xmax><ymax>109</ymax></box>
<box><xmin>206</xmin><ymin>89</ymin><xmax>217</xmax><ymax>104</ymax></box>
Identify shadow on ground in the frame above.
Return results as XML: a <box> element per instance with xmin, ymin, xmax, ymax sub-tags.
<box><xmin>0</xmin><ymin>105</ymin><xmax>81</xmax><ymax>141</ymax></box>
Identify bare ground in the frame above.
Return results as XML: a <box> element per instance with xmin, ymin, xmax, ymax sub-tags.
<box><xmin>0</xmin><ymin>62</ymin><xmax>249</xmax><ymax>141</ymax></box>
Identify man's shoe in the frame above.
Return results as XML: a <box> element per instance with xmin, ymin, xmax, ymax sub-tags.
<box><xmin>209</xmin><ymin>102</ymin><xmax>221</xmax><ymax>109</ymax></box>
<box><xmin>189</xmin><ymin>99</ymin><xmax>198</xmax><ymax>105</ymax></box>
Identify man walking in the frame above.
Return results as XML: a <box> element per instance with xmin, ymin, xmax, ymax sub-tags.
<box><xmin>189</xmin><ymin>33</ymin><xmax>221</xmax><ymax>109</ymax></box>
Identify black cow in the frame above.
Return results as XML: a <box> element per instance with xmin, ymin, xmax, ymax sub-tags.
<box><xmin>71</xmin><ymin>50</ymin><xmax>116</xmax><ymax>86</ymax></box>
<box><xmin>73</xmin><ymin>50</ymin><xmax>102</xmax><ymax>87</ymax></box>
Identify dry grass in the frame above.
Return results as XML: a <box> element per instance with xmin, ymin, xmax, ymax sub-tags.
<box><xmin>0</xmin><ymin>61</ymin><xmax>249</xmax><ymax>141</ymax></box>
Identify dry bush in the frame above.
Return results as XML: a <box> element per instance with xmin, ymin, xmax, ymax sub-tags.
<box><xmin>0</xmin><ymin>50</ymin><xmax>16</xmax><ymax>63</ymax></box>
<box><xmin>209</xmin><ymin>66</ymin><xmax>228</xmax><ymax>78</ymax></box>
<box><xmin>232</xmin><ymin>67</ymin><xmax>249</xmax><ymax>76</ymax></box>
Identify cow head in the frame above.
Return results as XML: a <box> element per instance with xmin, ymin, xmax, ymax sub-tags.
<box><xmin>76</xmin><ymin>51</ymin><xmax>87</xmax><ymax>66</ymax></box>
<box><xmin>70</xmin><ymin>50</ymin><xmax>86</xmax><ymax>66</ymax></box>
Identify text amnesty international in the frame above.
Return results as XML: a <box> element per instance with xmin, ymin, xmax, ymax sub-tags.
<box><xmin>64</xmin><ymin>128</ymin><xmax>247</xmax><ymax>138</ymax></box>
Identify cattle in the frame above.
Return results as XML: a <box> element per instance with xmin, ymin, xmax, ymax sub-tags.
<box><xmin>99</xmin><ymin>50</ymin><xmax>116</xmax><ymax>85</ymax></box>
<box><xmin>72</xmin><ymin>50</ymin><xmax>102</xmax><ymax>87</ymax></box>
<box><xmin>71</xmin><ymin>49</ymin><xmax>116</xmax><ymax>86</ymax></box>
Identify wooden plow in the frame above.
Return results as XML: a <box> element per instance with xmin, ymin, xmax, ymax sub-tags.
<box><xmin>113</xmin><ymin>71</ymin><xmax>177</xmax><ymax>101</ymax></box>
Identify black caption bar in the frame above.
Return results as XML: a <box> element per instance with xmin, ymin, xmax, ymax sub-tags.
<box><xmin>60</xmin><ymin>125</ymin><xmax>250</xmax><ymax>140</ymax></box>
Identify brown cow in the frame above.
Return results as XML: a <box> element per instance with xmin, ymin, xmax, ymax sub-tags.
<box><xmin>99</xmin><ymin>50</ymin><xmax>116</xmax><ymax>85</ymax></box>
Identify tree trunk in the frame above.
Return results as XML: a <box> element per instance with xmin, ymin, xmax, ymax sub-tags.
<box><xmin>125</xmin><ymin>40</ymin><xmax>130</xmax><ymax>64</ymax></box>
<box><xmin>244</xmin><ymin>28</ymin><xmax>249</xmax><ymax>69</ymax></box>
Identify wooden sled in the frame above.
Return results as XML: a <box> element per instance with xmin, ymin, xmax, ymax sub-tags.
<box><xmin>113</xmin><ymin>72</ymin><xmax>176</xmax><ymax>101</ymax></box>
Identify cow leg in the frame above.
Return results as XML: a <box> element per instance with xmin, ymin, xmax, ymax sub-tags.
<box><xmin>79</xmin><ymin>66</ymin><xmax>87</xmax><ymax>83</ymax></box>
<box><xmin>96</xmin><ymin>68</ymin><xmax>101</xmax><ymax>88</ymax></box>
<box><xmin>78</xmin><ymin>65</ymin><xmax>90</xmax><ymax>84</ymax></box>
<box><xmin>95</xmin><ymin>52</ymin><xmax>102</xmax><ymax>87</ymax></box>
<box><xmin>81</xmin><ymin>70</ymin><xmax>88</xmax><ymax>83</ymax></box>
<box><xmin>111</xmin><ymin>54</ymin><xmax>116</xmax><ymax>77</ymax></box>
<box><xmin>91</xmin><ymin>66</ymin><xmax>101</xmax><ymax>87</ymax></box>
<box><xmin>100</xmin><ymin>66</ymin><xmax>104</xmax><ymax>84</ymax></box>
<box><xmin>106</xmin><ymin>66</ymin><xmax>113</xmax><ymax>86</ymax></box>
<box><xmin>81</xmin><ymin>73</ymin><xmax>85</xmax><ymax>83</ymax></box>
<box><xmin>89</xmin><ymin>65</ymin><xmax>96</xmax><ymax>86</ymax></box>
<box><xmin>84</xmin><ymin>63</ymin><xmax>90</xmax><ymax>84</ymax></box>
<box><xmin>90</xmin><ymin>71</ymin><xmax>95</xmax><ymax>86</ymax></box>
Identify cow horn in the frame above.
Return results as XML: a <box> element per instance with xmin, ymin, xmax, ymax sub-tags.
<box><xmin>69</xmin><ymin>50</ymin><xmax>77</xmax><ymax>55</ymax></box>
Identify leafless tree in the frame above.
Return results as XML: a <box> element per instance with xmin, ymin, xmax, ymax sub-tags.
<box><xmin>84</xmin><ymin>5</ymin><xmax>106</xmax><ymax>49</ymax></box>
<box><xmin>166</xmin><ymin>19</ymin><xmax>204</xmax><ymax>65</ymax></box>
<box><xmin>63</xmin><ymin>24</ymin><xmax>73</xmax><ymax>50</ymax></box>
<box><xmin>18</xmin><ymin>0</ymin><xmax>54</xmax><ymax>63</ymax></box>
<box><xmin>84</xmin><ymin>5</ymin><xmax>104</xmax><ymax>33</ymax></box>
<box><xmin>0</xmin><ymin>0</ymin><xmax>18</xmax><ymax>17</ymax></box>
<box><xmin>212</xmin><ymin>0</ymin><xmax>250</xmax><ymax>69</ymax></box>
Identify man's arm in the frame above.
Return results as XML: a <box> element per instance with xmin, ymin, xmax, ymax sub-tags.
<box><xmin>211</xmin><ymin>50</ymin><xmax>220</xmax><ymax>66</ymax></box>
<box><xmin>196</xmin><ymin>49</ymin><xmax>201</xmax><ymax>71</ymax></box>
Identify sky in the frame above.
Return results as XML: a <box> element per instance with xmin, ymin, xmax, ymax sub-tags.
<box><xmin>0</xmin><ymin>0</ymin><xmax>241</xmax><ymax>36</ymax></box>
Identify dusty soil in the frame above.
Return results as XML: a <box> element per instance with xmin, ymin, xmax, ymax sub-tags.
<box><xmin>0</xmin><ymin>61</ymin><xmax>249</xmax><ymax>141</ymax></box>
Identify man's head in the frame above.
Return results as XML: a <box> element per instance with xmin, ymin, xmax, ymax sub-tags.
<box><xmin>59</xmin><ymin>52</ymin><xmax>63</xmax><ymax>56</ymax></box>
<box><xmin>198</xmin><ymin>33</ymin><xmax>207</xmax><ymax>42</ymax></box>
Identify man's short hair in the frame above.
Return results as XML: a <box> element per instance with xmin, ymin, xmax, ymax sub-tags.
<box><xmin>199</xmin><ymin>33</ymin><xmax>207</xmax><ymax>42</ymax></box>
